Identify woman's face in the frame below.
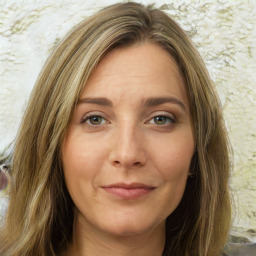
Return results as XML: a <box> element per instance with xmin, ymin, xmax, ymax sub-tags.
<box><xmin>62</xmin><ymin>43</ymin><xmax>194</xmax><ymax>237</ymax></box>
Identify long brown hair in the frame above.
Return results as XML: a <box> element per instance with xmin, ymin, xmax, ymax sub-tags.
<box><xmin>0</xmin><ymin>2</ymin><xmax>231</xmax><ymax>256</ymax></box>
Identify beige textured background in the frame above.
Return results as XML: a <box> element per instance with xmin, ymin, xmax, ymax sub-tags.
<box><xmin>0</xmin><ymin>0</ymin><xmax>255</xmax><ymax>241</ymax></box>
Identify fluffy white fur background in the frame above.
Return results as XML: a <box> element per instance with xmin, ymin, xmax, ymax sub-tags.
<box><xmin>0</xmin><ymin>0</ymin><xmax>255</xmax><ymax>241</ymax></box>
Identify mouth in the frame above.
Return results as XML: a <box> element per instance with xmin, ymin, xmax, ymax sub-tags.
<box><xmin>101</xmin><ymin>183</ymin><xmax>155</xmax><ymax>200</ymax></box>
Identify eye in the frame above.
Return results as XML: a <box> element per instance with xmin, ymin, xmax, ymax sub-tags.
<box><xmin>149</xmin><ymin>115</ymin><xmax>175</xmax><ymax>125</ymax></box>
<box><xmin>82</xmin><ymin>115</ymin><xmax>106</xmax><ymax>126</ymax></box>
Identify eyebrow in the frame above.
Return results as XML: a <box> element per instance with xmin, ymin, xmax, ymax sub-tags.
<box><xmin>78</xmin><ymin>97</ymin><xmax>113</xmax><ymax>106</ymax></box>
<box><xmin>77</xmin><ymin>96</ymin><xmax>186</xmax><ymax>111</ymax></box>
<box><xmin>142</xmin><ymin>96</ymin><xmax>186</xmax><ymax>111</ymax></box>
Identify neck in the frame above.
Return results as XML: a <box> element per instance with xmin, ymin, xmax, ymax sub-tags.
<box><xmin>62</xmin><ymin>212</ymin><xmax>166</xmax><ymax>256</ymax></box>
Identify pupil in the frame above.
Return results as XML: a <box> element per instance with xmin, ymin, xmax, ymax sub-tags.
<box><xmin>91</xmin><ymin>116</ymin><xmax>102</xmax><ymax>124</ymax></box>
<box><xmin>155</xmin><ymin>116</ymin><xmax>166</xmax><ymax>124</ymax></box>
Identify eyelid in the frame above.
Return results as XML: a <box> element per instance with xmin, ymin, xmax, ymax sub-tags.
<box><xmin>145</xmin><ymin>112</ymin><xmax>177</xmax><ymax>127</ymax></box>
<box><xmin>146</xmin><ymin>111</ymin><xmax>176</xmax><ymax>121</ymax></box>
<box><xmin>81</xmin><ymin>111</ymin><xmax>109</xmax><ymax>125</ymax></box>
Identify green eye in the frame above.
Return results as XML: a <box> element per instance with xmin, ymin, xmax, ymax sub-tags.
<box><xmin>88</xmin><ymin>116</ymin><xmax>103</xmax><ymax>125</ymax></box>
<box><xmin>82</xmin><ymin>115</ymin><xmax>106</xmax><ymax>126</ymax></box>
<box><xmin>151</xmin><ymin>115</ymin><xmax>174</xmax><ymax>125</ymax></box>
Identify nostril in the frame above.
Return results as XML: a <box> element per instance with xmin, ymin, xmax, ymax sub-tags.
<box><xmin>113</xmin><ymin>161</ymin><xmax>121</xmax><ymax>166</ymax></box>
<box><xmin>112</xmin><ymin>160</ymin><xmax>143</xmax><ymax>168</ymax></box>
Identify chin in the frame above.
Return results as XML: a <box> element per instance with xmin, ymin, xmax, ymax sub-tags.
<box><xmin>99</xmin><ymin>212</ymin><xmax>164</xmax><ymax>237</ymax></box>
<box><xmin>106</xmin><ymin>226</ymin><xmax>153</xmax><ymax>238</ymax></box>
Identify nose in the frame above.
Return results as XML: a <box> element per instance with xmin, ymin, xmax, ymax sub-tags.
<box><xmin>108</xmin><ymin>124</ymin><xmax>147</xmax><ymax>168</ymax></box>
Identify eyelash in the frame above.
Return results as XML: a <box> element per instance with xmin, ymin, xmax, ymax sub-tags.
<box><xmin>81</xmin><ymin>114</ymin><xmax>108</xmax><ymax>127</ymax></box>
<box><xmin>147</xmin><ymin>115</ymin><xmax>176</xmax><ymax>126</ymax></box>
<box><xmin>81</xmin><ymin>113</ymin><xmax>176</xmax><ymax>128</ymax></box>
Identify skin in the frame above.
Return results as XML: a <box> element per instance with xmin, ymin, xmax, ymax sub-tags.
<box><xmin>61</xmin><ymin>43</ymin><xmax>195</xmax><ymax>256</ymax></box>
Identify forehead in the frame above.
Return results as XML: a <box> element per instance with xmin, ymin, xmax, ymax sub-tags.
<box><xmin>80</xmin><ymin>43</ymin><xmax>188</xmax><ymax>107</ymax></box>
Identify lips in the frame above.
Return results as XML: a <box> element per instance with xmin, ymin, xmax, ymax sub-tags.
<box><xmin>101</xmin><ymin>183</ymin><xmax>155</xmax><ymax>200</ymax></box>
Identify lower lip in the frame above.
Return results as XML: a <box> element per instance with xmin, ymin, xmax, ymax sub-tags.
<box><xmin>103</xmin><ymin>187</ymin><xmax>154</xmax><ymax>200</ymax></box>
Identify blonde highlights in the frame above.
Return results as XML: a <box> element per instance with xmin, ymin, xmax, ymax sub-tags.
<box><xmin>0</xmin><ymin>2</ymin><xmax>231</xmax><ymax>256</ymax></box>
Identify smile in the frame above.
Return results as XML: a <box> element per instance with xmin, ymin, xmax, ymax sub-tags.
<box><xmin>101</xmin><ymin>183</ymin><xmax>155</xmax><ymax>200</ymax></box>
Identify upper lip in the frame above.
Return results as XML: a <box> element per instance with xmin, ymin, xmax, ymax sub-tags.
<box><xmin>102</xmin><ymin>182</ymin><xmax>155</xmax><ymax>189</ymax></box>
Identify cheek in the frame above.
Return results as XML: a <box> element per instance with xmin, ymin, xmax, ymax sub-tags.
<box><xmin>61</xmin><ymin>131</ymin><xmax>111</xmax><ymax>202</ymax></box>
<box><xmin>62</xmin><ymin>131</ymin><xmax>102</xmax><ymax>174</ymax></box>
<box><xmin>153</xmin><ymin>134</ymin><xmax>194</xmax><ymax>214</ymax></box>
<box><xmin>150</xmin><ymin>133</ymin><xmax>194</xmax><ymax>179</ymax></box>
<box><xmin>61</xmin><ymin>136</ymin><xmax>100</xmax><ymax>208</ymax></box>
<box><xmin>61</xmin><ymin>135</ymin><xmax>95</xmax><ymax>192</ymax></box>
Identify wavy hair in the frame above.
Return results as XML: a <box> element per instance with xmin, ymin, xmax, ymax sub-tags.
<box><xmin>0</xmin><ymin>2</ymin><xmax>231</xmax><ymax>256</ymax></box>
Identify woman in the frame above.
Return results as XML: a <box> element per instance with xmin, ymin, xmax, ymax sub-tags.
<box><xmin>0</xmin><ymin>2</ymin><xmax>231</xmax><ymax>256</ymax></box>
